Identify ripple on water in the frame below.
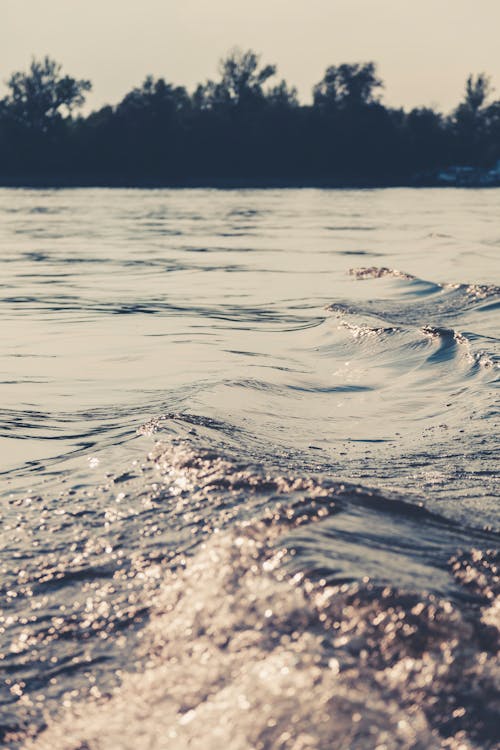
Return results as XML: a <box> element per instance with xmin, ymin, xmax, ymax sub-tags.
<box><xmin>18</xmin><ymin>442</ymin><xmax>500</xmax><ymax>749</ymax></box>
<box><xmin>0</xmin><ymin>190</ymin><xmax>498</xmax><ymax>749</ymax></box>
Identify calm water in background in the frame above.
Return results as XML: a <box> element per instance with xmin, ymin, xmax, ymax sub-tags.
<box><xmin>0</xmin><ymin>189</ymin><xmax>499</xmax><ymax>748</ymax></box>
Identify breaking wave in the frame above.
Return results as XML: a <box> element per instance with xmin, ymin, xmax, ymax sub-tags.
<box><xmin>19</xmin><ymin>439</ymin><xmax>499</xmax><ymax>750</ymax></box>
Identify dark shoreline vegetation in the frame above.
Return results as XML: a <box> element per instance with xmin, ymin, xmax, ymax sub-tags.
<box><xmin>1</xmin><ymin>50</ymin><xmax>500</xmax><ymax>187</ymax></box>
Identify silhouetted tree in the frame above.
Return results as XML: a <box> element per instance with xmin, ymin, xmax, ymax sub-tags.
<box><xmin>1</xmin><ymin>51</ymin><xmax>499</xmax><ymax>185</ymax></box>
<box><xmin>117</xmin><ymin>76</ymin><xmax>189</xmax><ymax>121</ymax></box>
<box><xmin>313</xmin><ymin>62</ymin><xmax>383</xmax><ymax>110</ymax></box>
<box><xmin>309</xmin><ymin>62</ymin><xmax>386</xmax><ymax>180</ymax></box>
<box><xmin>0</xmin><ymin>57</ymin><xmax>91</xmax><ymax>177</ymax></box>
<box><xmin>193</xmin><ymin>48</ymin><xmax>288</xmax><ymax>111</ymax></box>
<box><xmin>482</xmin><ymin>100</ymin><xmax>500</xmax><ymax>164</ymax></box>
<box><xmin>453</xmin><ymin>73</ymin><xmax>493</xmax><ymax>163</ymax></box>
<box><xmin>3</xmin><ymin>56</ymin><xmax>91</xmax><ymax>132</ymax></box>
<box><xmin>115</xmin><ymin>77</ymin><xmax>190</xmax><ymax>175</ymax></box>
<box><xmin>463</xmin><ymin>73</ymin><xmax>492</xmax><ymax>114</ymax></box>
<box><xmin>189</xmin><ymin>49</ymin><xmax>301</xmax><ymax>177</ymax></box>
<box><xmin>404</xmin><ymin>107</ymin><xmax>449</xmax><ymax>171</ymax></box>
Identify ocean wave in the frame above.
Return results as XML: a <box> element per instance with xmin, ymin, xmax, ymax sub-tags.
<box><xmin>22</xmin><ymin>444</ymin><xmax>499</xmax><ymax>749</ymax></box>
<box><xmin>324</xmin><ymin>273</ymin><xmax>499</xmax><ymax>375</ymax></box>
<box><xmin>349</xmin><ymin>267</ymin><xmax>417</xmax><ymax>280</ymax></box>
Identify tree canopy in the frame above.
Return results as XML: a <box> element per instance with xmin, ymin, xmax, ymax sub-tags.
<box><xmin>0</xmin><ymin>50</ymin><xmax>498</xmax><ymax>184</ymax></box>
<box><xmin>313</xmin><ymin>63</ymin><xmax>383</xmax><ymax>109</ymax></box>
<box><xmin>193</xmin><ymin>49</ymin><xmax>297</xmax><ymax>111</ymax></box>
<box><xmin>3</xmin><ymin>56</ymin><xmax>91</xmax><ymax>132</ymax></box>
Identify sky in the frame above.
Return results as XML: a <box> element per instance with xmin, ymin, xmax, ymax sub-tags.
<box><xmin>2</xmin><ymin>0</ymin><xmax>499</xmax><ymax>113</ymax></box>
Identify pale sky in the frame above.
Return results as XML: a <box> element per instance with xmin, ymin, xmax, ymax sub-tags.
<box><xmin>2</xmin><ymin>0</ymin><xmax>499</xmax><ymax>113</ymax></box>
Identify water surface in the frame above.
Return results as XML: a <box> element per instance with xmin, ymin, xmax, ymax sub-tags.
<box><xmin>0</xmin><ymin>188</ymin><xmax>498</xmax><ymax>748</ymax></box>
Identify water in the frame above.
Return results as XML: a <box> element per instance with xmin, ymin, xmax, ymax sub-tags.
<box><xmin>0</xmin><ymin>188</ymin><xmax>498</xmax><ymax>749</ymax></box>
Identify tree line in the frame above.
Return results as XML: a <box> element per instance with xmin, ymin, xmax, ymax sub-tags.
<box><xmin>0</xmin><ymin>49</ymin><xmax>499</xmax><ymax>185</ymax></box>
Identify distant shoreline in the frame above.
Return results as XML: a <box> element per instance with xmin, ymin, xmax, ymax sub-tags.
<box><xmin>3</xmin><ymin>55</ymin><xmax>500</xmax><ymax>195</ymax></box>
<box><xmin>0</xmin><ymin>175</ymin><xmax>478</xmax><ymax>190</ymax></box>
